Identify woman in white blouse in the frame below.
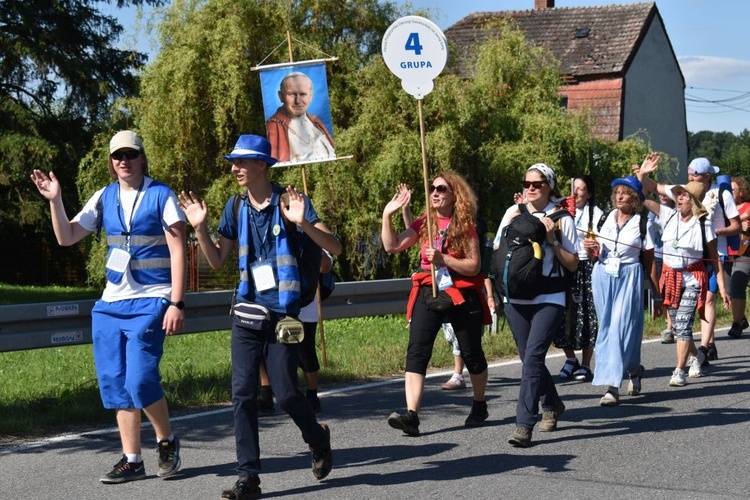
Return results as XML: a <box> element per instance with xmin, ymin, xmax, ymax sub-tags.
<box><xmin>584</xmin><ymin>175</ymin><xmax>659</xmax><ymax>405</ymax></box>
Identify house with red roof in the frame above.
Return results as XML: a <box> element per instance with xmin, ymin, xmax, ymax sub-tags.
<box><xmin>444</xmin><ymin>1</ymin><xmax>687</xmax><ymax>169</ymax></box>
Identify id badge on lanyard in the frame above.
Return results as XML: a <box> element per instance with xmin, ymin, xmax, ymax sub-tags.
<box><xmin>604</xmin><ymin>255</ymin><xmax>621</xmax><ymax>277</ymax></box>
<box><xmin>436</xmin><ymin>266</ymin><xmax>454</xmax><ymax>291</ymax></box>
<box><xmin>106</xmin><ymin>247</ymin><xmax>131</xmax><ymax>273</ymax></box>
<box><xmin>251</xmin><ymin>261</ymin><xmax>276</xmax><ymax>292</ymax></box>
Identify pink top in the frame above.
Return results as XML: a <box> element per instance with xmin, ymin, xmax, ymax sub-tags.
<box><xmin>409</xmin><ymin>215</ymin><xmax>478</xmax><ymax>271</ymax></box>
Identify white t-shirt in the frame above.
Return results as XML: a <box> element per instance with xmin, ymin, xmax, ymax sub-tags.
<box><xmin>72</xmin><ymin>177</ymin><xmax>185</xmax><ymax>302</ymax></box>
<box><xmin>496</xmin><ymin>202</ymin><xmax>578</xmax><ymax>306</ymax></box>
<box><xmin>597</xmin><ymin>211</ymin><xmax>654</xmax><ymax>265</ymax></box>
<box><xmin>574</xmin><ymin>203</ymin><xmax>604</xmax><ymax>260</ymax></box>
<box><xmin>657</xmin><ymin>205</ymin><xmax>715</xmax><ymax>280</ymax></box>
<box><xmin>665</xmin><ymin>183</ymin><xmax>737</xmax><ymax>256</ymax></box>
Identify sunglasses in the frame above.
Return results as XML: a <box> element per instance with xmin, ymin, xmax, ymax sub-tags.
<box><xmin>522</xmin><ymin>181</ymin><xmax>546</xmax><ymax>190</ymax></box>
<box><xmin>111</xmin><ymin>150</ymin><xmax>140</xmax><ymax>161</ymax></box>
<box><xmin>429</xmin><ymin>184</ymin><xmax>451</xmax><ymax>194</ymax></box>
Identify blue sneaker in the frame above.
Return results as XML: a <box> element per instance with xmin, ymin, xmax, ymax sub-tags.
<box><xmin>157</xmin><ymin>436</ymin><xmax>181</xmax><ymax>478</ymax></box>
<box><xmin>99</xmin><ymin>455</ymin><xmax>146</xmax><ymax>483</ymax></box>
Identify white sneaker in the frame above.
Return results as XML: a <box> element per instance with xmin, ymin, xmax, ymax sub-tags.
<box><xmin>688</xmin><ymin>355</ymin><xmax>702</xmax><ymax>378</ymax></box>
<box><xmin>599</xmin><ymin>389</ymin><xmax>619</xmax><ymax>406</ymax></box>
<box><xmin>669</xmin><ymin>368</ymin><xmax>688</xmax><ymax>387</ymax></box>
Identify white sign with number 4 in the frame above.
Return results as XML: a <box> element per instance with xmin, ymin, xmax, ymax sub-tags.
<box><xmin>381</xmin><ymin>16</ymin><xmax>448</xmax><ymax>99</ymax></box>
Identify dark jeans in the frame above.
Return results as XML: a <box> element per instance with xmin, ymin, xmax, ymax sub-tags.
<box><xmin>505</xmin><ymin>302</ymin><xmax>565</xmax><ymax>430</ymax></box>
<box><xmin>298</xmin><ymin>321</ymin><xmax>320</xmax><ymax>373</ymax></box>
<box><xmin>231</xmin><ymin>315</ymin><xmax>326</xmax><ymax>478</ymax></box>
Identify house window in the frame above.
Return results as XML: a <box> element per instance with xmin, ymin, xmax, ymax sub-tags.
<box><xmin>575</xmin><ymin>28</ymin><xmax>590</xmax><ymax>38</ymax></box>
<box><xmin>559</xmin><ymin>95</ymin><xmax>569</xmax><ymax>109</ymax></box>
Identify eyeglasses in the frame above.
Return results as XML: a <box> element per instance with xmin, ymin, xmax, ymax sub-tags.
<box><xmin>111</xmin><ymin>150</ymin><xmax>140</xmax><ymax>161</ymax></box>
<box><xmin>429</xmin><ymin>184</ymin><xmax>451</xmax><ymax>194</ymax></box>
<box><xmin>522</xmin><ymin>181</ymin><xmax>546</xmax><ymax>190</ymax></box>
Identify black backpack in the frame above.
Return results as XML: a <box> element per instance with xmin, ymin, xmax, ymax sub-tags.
<box><xmin>491</xmin><ymin>204</ymin><xmax>572</xmax><ymax>301</ymax></box>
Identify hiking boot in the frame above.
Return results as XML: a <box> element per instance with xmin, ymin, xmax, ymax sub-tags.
<box><xmin>310</xmin><ymin>424</ymin><xmax>333</xmax><ymax>480</ymax></box>
<box><xmin>99</xmin><ymin>455</ymin><xmax>146</xmax><ymax>484</ymax></box>
<box><xmin>388</xmin><ymin>410</ymin><xmax>420</xmax><ymax>436</ymax></box>
<box><xmin>558</xmin><ymin>359</ymin><xmax>580</xmax><ymax>380</ymax></box>
<box><xmin>697</xmin><ymin>346</ymin><xmax>710</xmax><ymax>367</ymax></box>
<box><xmin>441</xmin><ymin>373</ymin><xmax>466</xmax><ymax>390</ymax></box>
<box><xmin>627</xmin><ymin>365</ymin><xmax>645</xmax><ymax>396</ymax></box>
<box><xmin>669</xmin><ymin>368</ymin><xmax>687</xmax><ymax>387</ymax></box>
<box><xmin>221</xmin><ymin>476</ymin><xmax>261</xmax><ymax>500</ymax></box>
<box><xmin>728</xmin><ymin>318</ymin><xmax>748</xmax><ymax>338</ymax></box>
<box><xmin>538</xmin><ymin>402</ymin><xmax>565</xmax><ymax>432</ymax></box>
<box><xmin>508</xmin><ymin>426</ymin><xmax>532</xmax><ymax>447</ymax></box>
<box><xmin>157</xmin><ymin>435</ymin><xmax>181</xmax><ymax>478</ymax></box>
<box><xmin>707</xmin><ymin>343</ymin><xmax>719</xmax><ymax>361</ymax></box>
<box><xmin>464</xmin><ymin>400</ymin><xmax>489</xmax><ymax>427</ymax></box>
<box><xmin>306</xmin><ymin>391</ymin><xmax>322</xmax><ymax>413</ymax></box>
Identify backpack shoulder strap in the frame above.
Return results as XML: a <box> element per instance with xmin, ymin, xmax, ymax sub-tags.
<box><xmin>639</xmin><ymin>207</ymin><xmax>649</xmax><ymax>243</ymax></box>
<box><xmin>718</xmin><ymin>186</ymin><xmax>731</xmax><ymax>225</ymax></box>
<box><xmin>699</xmin><ymin>215</ymin><xmax>709</xmax><ymax>259</ymax></box>
<box><xmin>597</xmin><ymin>210</ymin><xmax>610</xmax><ymax>232</ymax></box>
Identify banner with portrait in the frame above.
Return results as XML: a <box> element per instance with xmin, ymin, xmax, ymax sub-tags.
<box><xmin>259</xmin><ymin>61</ymin><xmax>336</xmax><ymax>167</ymax></box>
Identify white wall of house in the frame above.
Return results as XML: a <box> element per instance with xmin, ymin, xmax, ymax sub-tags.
<box><xmin>622</xmin><ymin>15</ymin><xmax>688</xmax><ymax>178</ymax></box>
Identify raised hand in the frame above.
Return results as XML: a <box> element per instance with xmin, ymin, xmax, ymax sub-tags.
<box><xmin>30</xmin><ymin>170</ymin><xmax>61</xmax><ymax>201</ymax></box>
<box><xmin>639</xmin><ymin>153</ymin><xmax>660</xmax><ymax>176</ymax></box>
<box><xmin>178</xmin><ymin>191</ymin><xmax>208</xmax><ymax>228</ymax></box>
<box><xmin>384</xmin><ymin>184</ymin><xmax>411</xmax><ymax>217</ymax></box>
<box><xmin>513</xmin><ymin>192</ymin><xmax>525</xmax><ymax>204</ymax></box>
<box><xmin>281</xmin><ymin>185</ymin><xmax>306</xmax><ymax>226</ymax></box>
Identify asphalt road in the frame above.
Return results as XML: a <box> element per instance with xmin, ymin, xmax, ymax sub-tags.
<box><xmin>3</xmin><ymin>326</ymin><xmax>750</xmax><ymax>500</ymax></box>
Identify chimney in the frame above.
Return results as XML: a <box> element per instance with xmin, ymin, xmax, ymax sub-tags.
<box><xmin>534</xmin><ymin>0</ymin><xmax>554</xmax><ymax>9</ymax></box>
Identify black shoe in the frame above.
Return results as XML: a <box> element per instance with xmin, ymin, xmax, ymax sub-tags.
<box><xmin>99</xmin><ymin>455</ymin><xmax>146</xmax><ymax>484</ymax></box>
<box><xmin>698</xmin><ymin>345</ymin><xmax>710</xmax><ymax>367</ymax></box>
<box><xmin>221</xmin><ymin>476</ymin><xmax>261</xmax><ymax>500</ymax></box>
<box><xmin>707</xmin><ymin>343</ymin><xmax>719</xmax><ymax>361</ymax></box>
<box><xmin>310</xmin><ymin>424</ymin><xmax>333</xmax><ymax>480</ymax></box>
<box><xmin>464</xmin><ymin>401</ymin><xmax>489</xmax><ymax>427</ymax></box>
<box><xmin>388</xmin><ymin>410</ymin><xmax>420</xmax><ymax>436</ymax></box>
<box><xmin>306</xmin><ymin>392</ymin><xmax>322</xmax><ymax>413</ymax></box>
<box><xmin>257</xmin><ymin>397</ymin><xmax>275</xmax><ymax>414</ymax></box>
<box><xmin>728</xmin><ymin>319</ymin><xmax>747</xmax><ymax>338</ymax></box>
<box><xmin>156</xmin><ymin>435</ymin><xmax>181</xmax><ymax>478</ymax></box>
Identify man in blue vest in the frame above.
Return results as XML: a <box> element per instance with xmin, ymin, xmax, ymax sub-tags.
<box><xmin>179</xmin><ymin>134</ymin><xmax>340</xmax><ymax>499</ymax></box>
<box><xmin>31</xmin><ymin>130</ymin><xmax>185</xmax><ymax>483</ymax></box>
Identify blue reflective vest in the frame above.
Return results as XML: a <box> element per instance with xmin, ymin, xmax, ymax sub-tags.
<box><xmin>100</xmin><ymin>180</ymin><xmax>172</xmax><ymax>285</ymax></box>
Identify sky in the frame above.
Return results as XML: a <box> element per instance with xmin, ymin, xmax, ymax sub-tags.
<box><xmin>108</xmin><ymin>0</ymin><xmax>750</xmax><ymax>134</ymax></box>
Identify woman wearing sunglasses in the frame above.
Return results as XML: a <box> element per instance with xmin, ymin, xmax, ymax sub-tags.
<box><xmin>496</xmin><ymin>163</ymin><xmax>578</xmax><ymax>447</ymax></box>
<box><xmin>381</xmin><ymin>171</ymin><xmax>491</xmax><ymax>436</ymax></box>
<box><xmin>30</xmin><ymin>131</ymin><xmax>185</xmax><ymax>482</ymax></box>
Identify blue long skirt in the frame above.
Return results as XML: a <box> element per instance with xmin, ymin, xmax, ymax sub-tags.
<box><xmin>591</xmin><ymin>261</ymin><xmax>644</xmax><ymax>388</ymax></box>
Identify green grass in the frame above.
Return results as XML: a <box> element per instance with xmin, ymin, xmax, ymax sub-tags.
<box><xmin>0</xmin><ymin>283</ymin><xmax>733</xmax><ymax>441</ymax></box>
<box><xmin>0</xmin><ymin>283</ymin><xmax>99</xmax><ymax>305</ymax></box>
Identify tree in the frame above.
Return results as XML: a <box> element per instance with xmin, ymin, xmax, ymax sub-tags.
<box><xmin>1</xmin><ymin>0</ymin><xmax>167</xmax><ymax>284</ymax></box>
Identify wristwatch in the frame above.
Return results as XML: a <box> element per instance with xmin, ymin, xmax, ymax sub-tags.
<box><xmin>168</xmin><ymin>300</ymin><xmax>185</xmax><ymax>310</ymax></box>
<box><xmin>550</xmin><ymin>240</ymin><xmax>560</xmax><ymax>248</ymax></box>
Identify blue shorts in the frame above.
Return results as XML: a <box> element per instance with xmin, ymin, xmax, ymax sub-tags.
<box><xmin>708</xmin><ymin>265</ymin><xmax>718</xmax><ymax>294</ymax></box>
<box><xmin>91</xmin><ymin>297</ymin><xmax>169</xmax><ymax>409</ymax></box>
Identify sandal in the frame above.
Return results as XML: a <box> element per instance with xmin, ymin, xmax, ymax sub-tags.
<box><xmin>573</xmin><ymin>366</ymin><xmax>593</xmax><ymax>381</ymax></box>
<box><xmin>558</xmin><ymin>359</ymin><xmax>580</xmax><ymax>380</ymax></box>
<box><xmin>599</xmin><ymin>390</ymin><xmax>619</xmax><ymax>406</ymax></box>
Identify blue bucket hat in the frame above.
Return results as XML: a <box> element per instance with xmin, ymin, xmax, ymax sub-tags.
<box><xmin>223</xmin><ymin>134</ymin><xmax>278</xmax><ymax>166</ymax></box>
<box><xmin>611</xmin><ymin>175</ymin><xmax>645</xmax><ymax>202</ymax></box>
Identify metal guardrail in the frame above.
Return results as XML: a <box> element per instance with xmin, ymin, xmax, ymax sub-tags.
<box><xmin>0</xmin><ymin>279</ymin><xmax>413</xmax><ymax>353</ymax></box>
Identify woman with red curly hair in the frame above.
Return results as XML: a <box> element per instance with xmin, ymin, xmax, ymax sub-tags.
<box><xmin>381</xmin><ymin>171</ymin><xmax>490</xmax><ymax>437</ymax></box>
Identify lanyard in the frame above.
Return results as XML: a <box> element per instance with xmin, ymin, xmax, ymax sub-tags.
<box><xmin>612</xmin><ymin>211</ymin><xmax>633</xmax><ymax>254</ymax></box>
<box><xmin>434</xmin><ymin>222</ymin><xmax>450</xmax><ymax>252</ymax></box>
<box><xmin>673</xmin><ymin>216</ymin><xmax>694</xmax><ymax>249</ymax></box>
<box><xmin>116</xmin><ymin>178</ymin><xmax>145</xmax><ymax>249</ymax></box>
<box><xmin>248</xmin><ymin>203</ymin><xmax>270</xmax><ymax>261</ymax></box>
